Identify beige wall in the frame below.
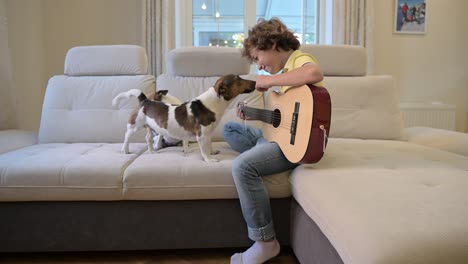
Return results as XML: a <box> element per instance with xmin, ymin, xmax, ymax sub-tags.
<box><xmin>42</xmin><ymin>0</ymin><xmax>144</xmax><ymax>78</ymax></box>
<box><xmin>6</xmin><ymin>0</ymin><xmax>143</xmax><ymax>131</ymax></box>
<box><xmin>373</xmin><ymin>0</ymin><xmax>467</xmax><ymax>132</ymax></box>
<box><xmin>463</xmin><ymin>0</ymin><xmax>468</xmax><ymax>132</ymax></box>
<box><xmin>6</xmin><ymin>0</ymin><xmax>46</xmax><ymax>131</ymax></box>
<box><xmin>5</xmin><ymin>0</ymin><xmax>468</xmax><ymax>132</ymax></box>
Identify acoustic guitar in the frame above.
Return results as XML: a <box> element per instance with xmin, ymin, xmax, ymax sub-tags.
<box><xmin>239</xmin><ymin>84</ymin><xmax>331</xmax><ymax>164</ymax></box>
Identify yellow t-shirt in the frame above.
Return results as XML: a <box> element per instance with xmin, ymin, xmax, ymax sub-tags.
<box><xmin>280</xmin><ymin>49</ymin><xmax>324</xmax><ymax>93</ymax></box>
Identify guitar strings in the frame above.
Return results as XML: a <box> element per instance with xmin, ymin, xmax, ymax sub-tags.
<box><xmin>243</xmin><ymin>108</ymin><xmax>287</xmax><ymax>122</ymax></box>
<box><xmin>241</xmin><ymin>104</ymin><xmax>298</xmax><ymax>127</ymax></box>
<box><xmin>239</xmin><ymin>89</ymin><xmax>315</xmax><ymax>132</ymax></box>
<box><xmin>242</xmin><ymin>109</ymin><xmax>291</xmax><ymax>125</ymax></box>
<box><xmin>242</xmin><ymin>109</ymin><xmax>294</xmax><ymax>129</ymax></box>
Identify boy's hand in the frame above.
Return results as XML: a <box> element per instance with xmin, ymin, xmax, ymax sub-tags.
<box><xmin>236</xmin><ymin>102</ymin><xmax>246</xmax><ymax>120</ymax></box>
<box><xmin>236</xmin><ymin>102</ymin><xmax>252</xmax><ymax>120</ymax></box>
<box><xmin>255</xmin><ymin>75</ymin><xmax>272</xmax><ymax>92</ymax></box>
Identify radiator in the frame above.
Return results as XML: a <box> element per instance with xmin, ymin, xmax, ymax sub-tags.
<box><xmin>400</xmin><ymin>103</ymin><xmax>456</xmax><ymax>131</ymax></box>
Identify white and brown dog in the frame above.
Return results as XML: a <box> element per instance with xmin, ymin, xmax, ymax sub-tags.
<box><xmin>113</xmin><ymin>89</ymin><xmax>184</xmax><ymax>152</ymax></box>
<box><xmin>151</xmin><ymin>90</ymin><xmax>182</xmax><ymax>105</ymax></box>
<box><xmin>149</xmin><ymin>90</ymin><xmax>185</xmax><ymax>149</ymax></box>
<box><xmin>113</xmin><ymin>74</ymin><xmax>256</xmax><ymax>162</ymax></box>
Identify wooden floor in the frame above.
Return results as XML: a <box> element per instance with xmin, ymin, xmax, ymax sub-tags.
<box><xmin>0</xmin><ymin>248</ymin><xmax>299</xmax><ymax>264</ymax></box>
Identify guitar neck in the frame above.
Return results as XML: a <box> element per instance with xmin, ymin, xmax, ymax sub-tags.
<box><xmin>243</xmin><ymin>106</ymin><xmax>275</xmax><ymax>125</ymax></box>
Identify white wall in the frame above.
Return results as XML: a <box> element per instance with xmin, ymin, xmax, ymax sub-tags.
<box><xmin>373</xmin><ymin>0</ymin><xmax>467</xmax><ymax>132</ymax></box>
<box><xmin>5</xmin><ymin>0</ymin><xmax>468</xmax><ymax>132</ymax></box>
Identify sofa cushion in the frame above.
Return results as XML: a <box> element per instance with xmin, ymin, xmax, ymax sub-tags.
<box><xmin>405</xmin><ymin>126</ymin><xmax>468</xmax><ymax>156</ymax></box>
<box><xmin>301</xmin><ymin>45</ymin><xmax>367</xmax><ymax>76</ymax></box>
<box><xmin>264</xmin><ymin>75</ymin><xmax>403</xmax><ymax>140</ymax></box>
<box><xmin>65</xmin><ymin>45</ymin><xmax>148</xmax><ymax>76</ymax></box>
<box><xmin>290</xmin><ymin>138</ymin><xmax>468</xmax><ymax>264</ymax></box>
<box><xmin>158</xmin><ymin>46</ymin><xmax>263</xmax><ymax>142</ymax></box>
<box><xmin>166</xmin><ymin>46</ymin><xmax>250</xmax><ymax>77</ymax></box>
<box><xmin>0</xmin><ymin>130</ymin><xmax>37</xmax><ymax>154</ymax></box>
<box><xmin>38</xmin><ymin>75</ymin><xmax>155</xmax><ymax>143</ymax></box>
<box><xmin>122</xmin><ymin>142</ymin><xmax>291</xmax><ymax>200</ymax></box>
<box><xmin>324</xmin><ymin>75</ymin><xmax>404</xmax><ymax>140</ymax></box>
<box><xmin>0</xmin><ymin>143</ymin><xmax>147</xmax><ymax>201</ymax></box>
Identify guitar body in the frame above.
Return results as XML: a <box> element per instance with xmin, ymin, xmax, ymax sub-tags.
<box><xmin>262</xmin><ymin>85</ymin><xmax>331</xmax><ymax>164</ymax></box>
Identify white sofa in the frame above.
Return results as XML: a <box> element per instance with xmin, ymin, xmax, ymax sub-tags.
<box><xmin>1</xmin><ymin>45</ymin><xmax>467</xmax><ymax>264</ymax></box>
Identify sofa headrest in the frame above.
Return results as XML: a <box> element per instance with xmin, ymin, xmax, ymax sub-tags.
<box><xmin>301</xmin><ymin>45</ymin><xmax>367</xmax><ymax>76</ymax></box>
<box><xmin>64</xmin><ymin>45</ymin><xmax>148</xmax><ymax>76</ymax></box>
<box><xmin>167</xmin><ymin>47</ymin><xmax>251</xmax><ymax>77</ymax></box>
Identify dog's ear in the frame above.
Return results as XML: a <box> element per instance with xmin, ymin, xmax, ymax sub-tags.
<box><xmin>214</xmin><ymin>77</ymin><xmax>226</xmax><ymax>98</ymax></box>
<box><xmin>157</xmin><ymin>90</ymin><xmax>169</xmax><ymax>95</ymax></box>
<box><xmin>218</xmin><ymin>87</ymin><xmax>226</xmax><ymax>98</ymax></box>
<box><xmin>214</xmin><ymin>77</ymin><xmax>223</xmax><ymax>88</ymax></box>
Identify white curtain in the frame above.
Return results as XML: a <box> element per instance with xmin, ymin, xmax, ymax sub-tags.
<box><xmin>143</xmin><ymin>0</ymin><xmax>176</xmax><ymax>77</ymax></box>
<box><xmin>0</xmin><ymin>0</ymin><xmax>16</xmax><ymax>130</ymax></box>
<box><xmin>333</xmin><ymin>0</ymin><xmax>374</xmax><ymax>73</ymax></box>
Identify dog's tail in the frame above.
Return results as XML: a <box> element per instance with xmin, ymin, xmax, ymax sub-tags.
<box><xmin>112</xmin><ymin>89</ymin><xmax>147</xmax><ymax>106</ymax></box>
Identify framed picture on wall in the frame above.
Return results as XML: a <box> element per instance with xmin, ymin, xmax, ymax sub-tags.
<box><xmin>394</xmin><ymin>0</ymin><xmax>427</xmax><ymax>34</ymax></box>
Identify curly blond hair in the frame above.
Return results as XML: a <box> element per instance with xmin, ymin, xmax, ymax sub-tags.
<box><xmin>242</xmin><ymin>18</ymin><xmax>300</xmax><ymax>62</ymax></box>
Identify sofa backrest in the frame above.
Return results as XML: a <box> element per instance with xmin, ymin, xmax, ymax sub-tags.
<box><xmin>38</xmin><ymin>45</ymin><xmax>155</xmax><ymax>143</ymax></box>
<box><xmin>157</xmin><ymin>47</ymin><xmax>265</xmax><ymax>142</ymax></box>
<box><xmin>301</xmin><ymin>45</ymin><xmax>404</xmax><ymax>140</ymax></box>
<box><xmin>159</xmin><ymin>45</ymin><xmax>404</xmax><ymax>141</ymax></box>
<box><xmin>301</xmin><ymin>44</ymin><xmax>368</xmax><ymax>76</ymax></box>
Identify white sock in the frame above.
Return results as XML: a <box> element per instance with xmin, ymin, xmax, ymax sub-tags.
<box><xmin>230</xmin><ymin>239</ymin><xmax>280</xmax><ymax>264</ymax></box>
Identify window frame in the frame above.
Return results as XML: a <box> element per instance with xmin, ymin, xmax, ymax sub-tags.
<box><xmin>175</xmin><ymin>0</ymin><xmax>332</xmax><ymax>48</ymax></box>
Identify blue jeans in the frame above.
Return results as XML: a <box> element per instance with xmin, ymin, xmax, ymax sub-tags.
<box><xmin>223</xmin><ymin>122</ymin><xmax>299</xmax><ymax>241</ymax></box>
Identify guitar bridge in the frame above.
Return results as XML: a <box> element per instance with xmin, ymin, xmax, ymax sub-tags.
<box><xmin>290</xmin><ymin>102</ymin><xmax>300</xmax><ymax>145</ymax></box>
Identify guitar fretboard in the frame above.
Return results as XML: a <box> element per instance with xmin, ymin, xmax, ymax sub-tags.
<box><xmin>243</xmin><ymin>106</ymin><xmax>280</xmax><ymax>125</ymax></box>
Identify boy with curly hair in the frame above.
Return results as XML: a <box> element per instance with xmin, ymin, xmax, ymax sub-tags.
<box><xmin>224</xmin><ymin>18</ymin><xmax>324</xmax><ymax>264</ymax></box>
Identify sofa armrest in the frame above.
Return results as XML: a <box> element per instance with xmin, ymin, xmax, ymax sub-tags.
<box><xmin>405</xmin><ymin>126</ymin><xmax>468</xmax><ymax>156</ymax></box>
<box><xmin>0</xmin><ymin>129</ymin><xmax>38</xmax><ymax>154</ymax></box>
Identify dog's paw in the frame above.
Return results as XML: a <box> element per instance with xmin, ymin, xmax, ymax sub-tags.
<box><xmin>153</xmin><ymin>146</ymin><xmax>162</xmax><ymax>151</ymax></box>
<box><xmin>204</xmin><ymin>157</ymin><xmax>219</xmax><ymax>162</ymax></box>
<box><xmin>183</xmin><ymin>148</ymin><xmax>194</xmax><ymax>153</ymax></box>
<box><xmin>147</xmin><ymin>145</ymin><xmax>155</xmax><ymax>153</ymax></box>
<box><xmin>121</xmin><ymin>148</ymin><xmax>130</xmax><ymax>154</ymax></box>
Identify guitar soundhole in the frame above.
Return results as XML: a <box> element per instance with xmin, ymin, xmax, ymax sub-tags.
<box><xmin>272</xmin><ymin>109</ymin><xmax>281</xmax><ymax>128</ymax></box>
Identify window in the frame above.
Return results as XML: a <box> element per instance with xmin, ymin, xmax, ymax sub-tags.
<box><xmin>176</xmin><ymin>0</ymin><xmax>331</xmax><ymax>48</ymax></box>
<box><xmin>192</xmin><ymin>0</ymin><xmax>245</xmax><ymax>47</ymax></box>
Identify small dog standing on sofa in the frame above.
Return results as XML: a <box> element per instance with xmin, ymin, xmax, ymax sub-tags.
<box><xmin>113</xmin><ymin>74</ymin><xmax>256</xmax><ymax>162</ymax></box>
<box><xmin>150</xmin><ymin>90</ymin><xmax>185</xmax><ymax>149</ymax></box>
<box><xmin>113</xmin><ymin>89</ymin><xmax>184</xmax><ymax>152</ymax></box>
